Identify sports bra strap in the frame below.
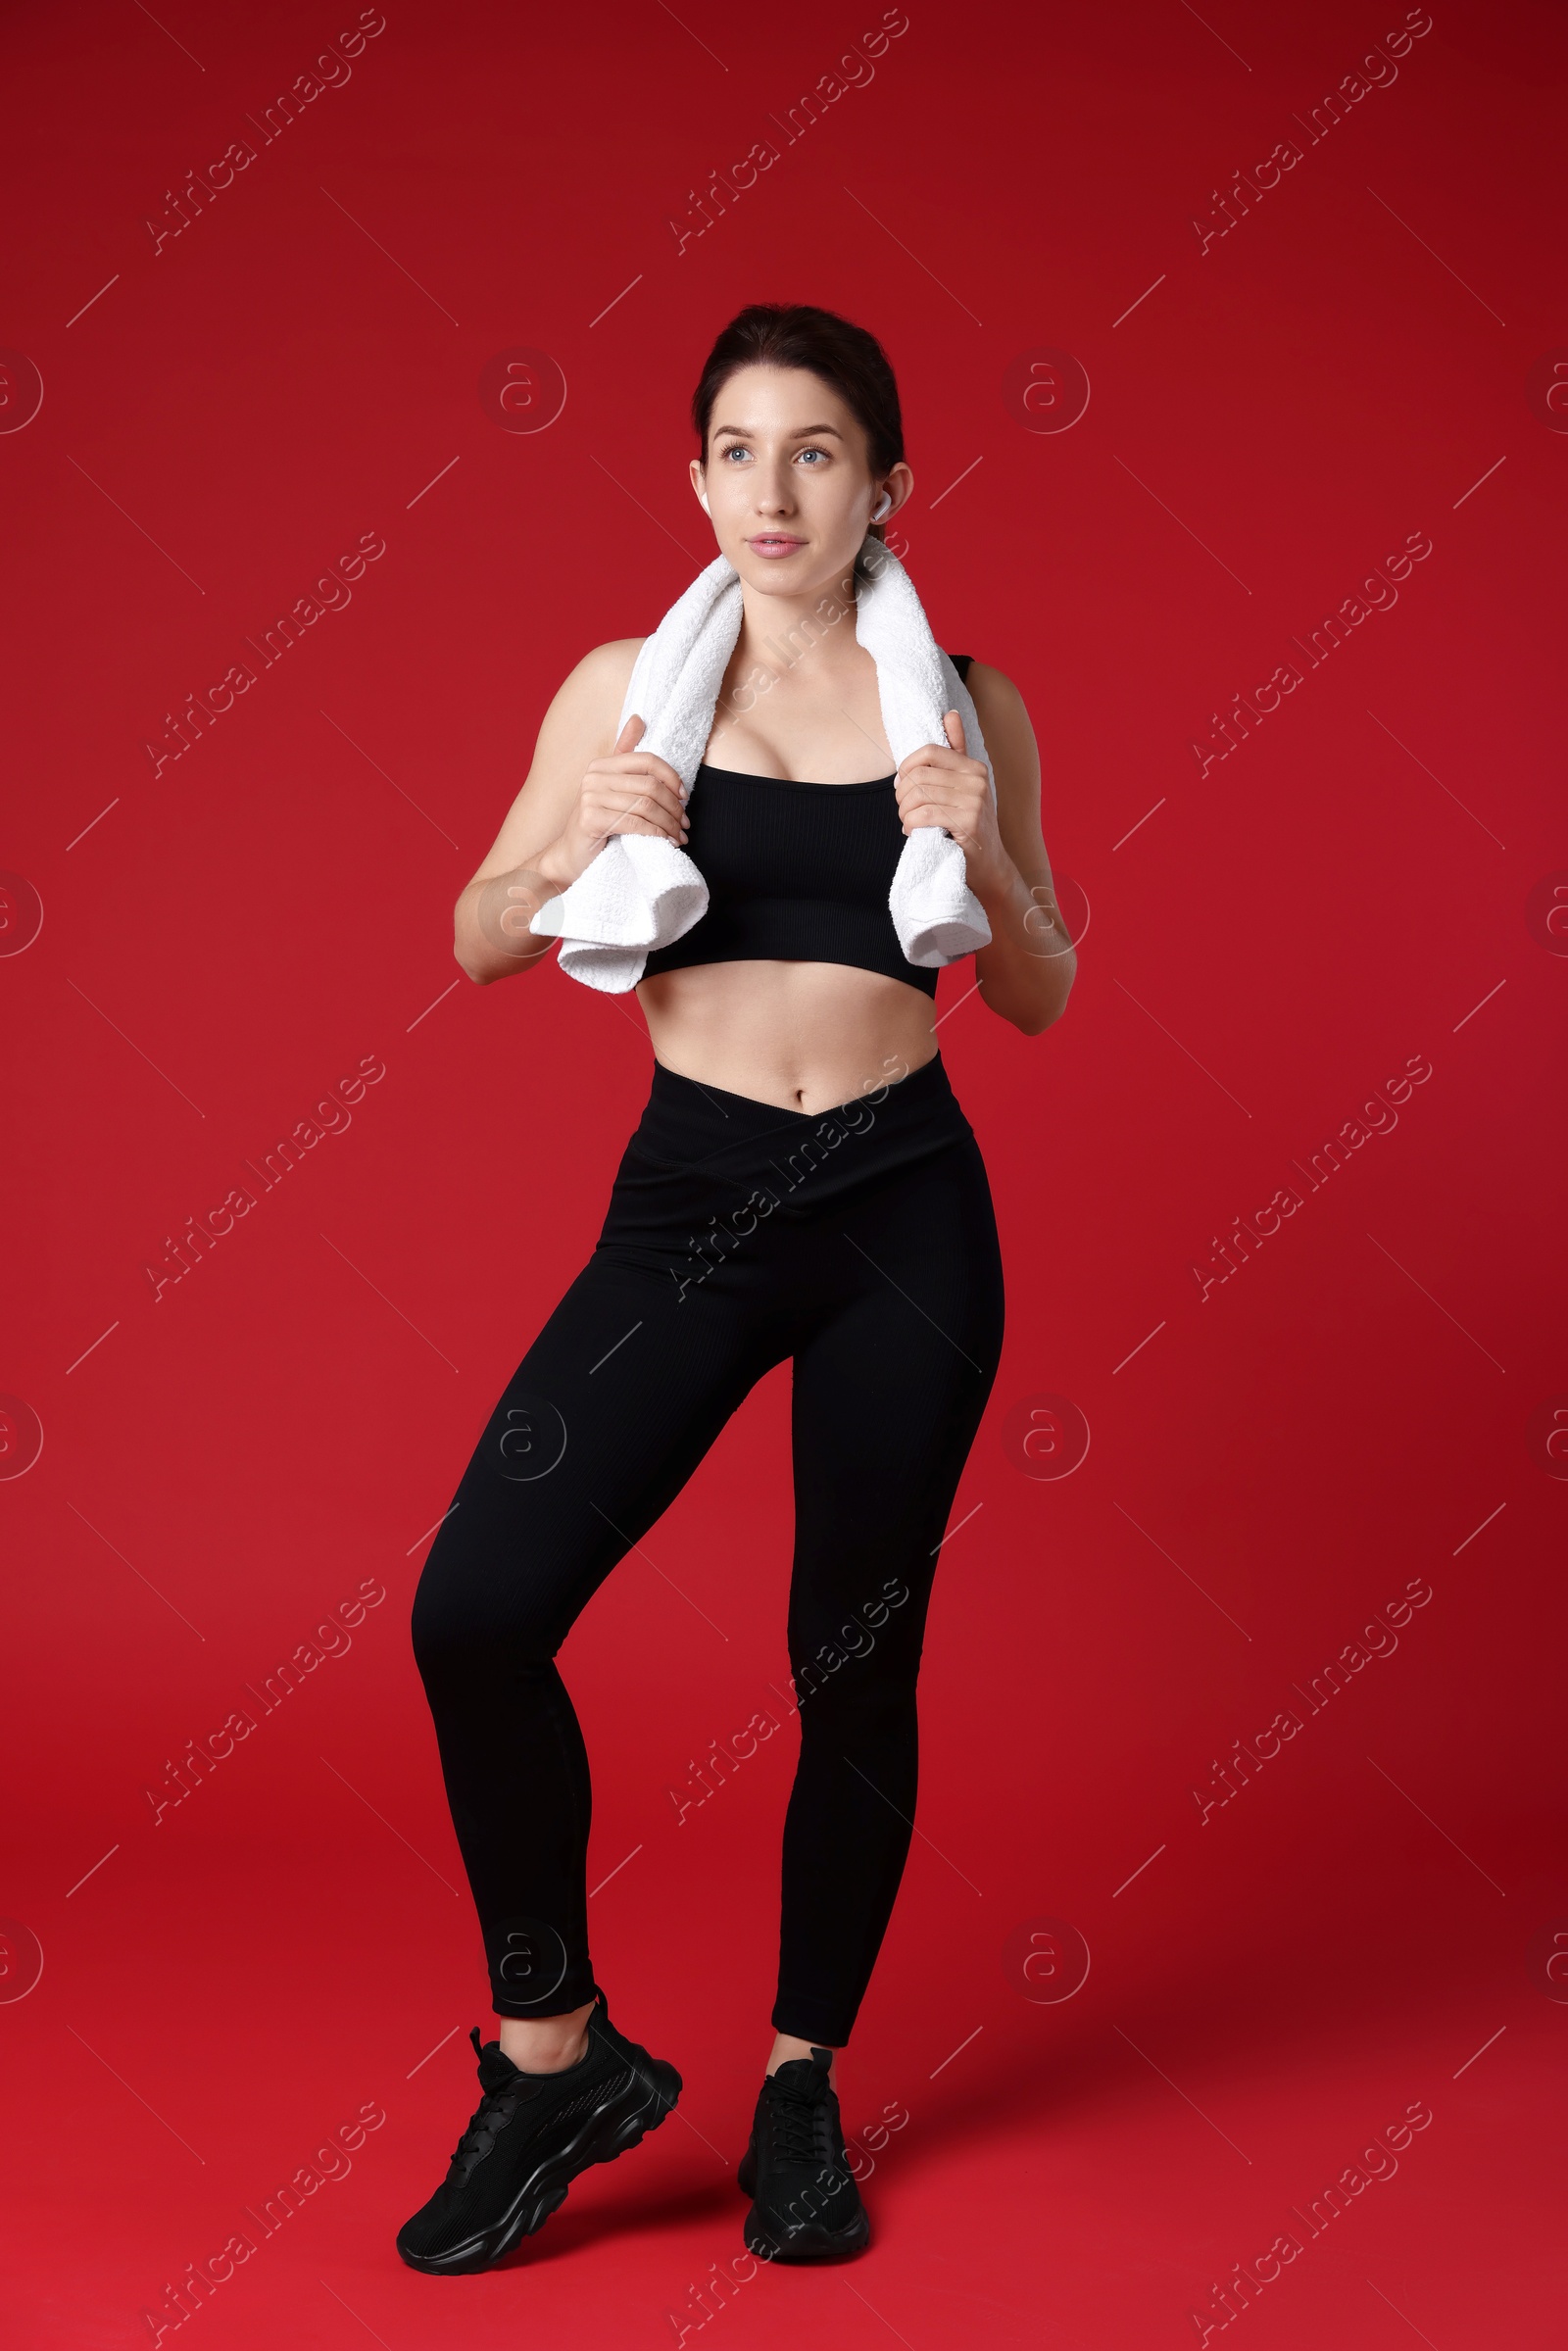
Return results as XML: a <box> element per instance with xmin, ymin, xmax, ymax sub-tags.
<box><xmin>950</xmin><ymin>653</ymin><xmax>974</xmax><ymax>682</ymax></box>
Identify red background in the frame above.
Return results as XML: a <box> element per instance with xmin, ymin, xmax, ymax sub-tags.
<box><xmin>3</xmin><ymin>0</ymin><xmax>1564</xmax><ymax>2343</ymax></box>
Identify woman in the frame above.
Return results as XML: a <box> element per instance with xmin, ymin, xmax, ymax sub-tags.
<box><xmin>399</xmin><ymin>304</ymin><xmax>1075</xmax><ymax>2276</ymax></box>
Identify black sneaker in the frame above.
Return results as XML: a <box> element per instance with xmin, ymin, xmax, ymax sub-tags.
<box><xmin>736</xmin><ymin>2048</ymin><xmax>870</xmax><ymax>2261</ymax></box>
<box><xmin>397</xmin><ymin>1986</ymin><xmax>682</xmax><ymax>2274</ymax></box>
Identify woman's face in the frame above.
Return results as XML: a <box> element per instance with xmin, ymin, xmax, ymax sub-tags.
<box><xmin>690</xmin><ymin>365</ymin><xmax>911</xmax><ymax>597</ymax></box>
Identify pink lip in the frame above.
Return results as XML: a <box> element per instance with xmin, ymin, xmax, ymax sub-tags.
<box><xmin>747</xmin><ymin>534</ymin><xmax>806</xmax><ymax>558</ymax></box>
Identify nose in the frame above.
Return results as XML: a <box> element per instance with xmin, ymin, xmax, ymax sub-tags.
<box><xmin>753</xmin><ymin>459</ymin><xmax>796</xmax><ymax>516</ymax></box>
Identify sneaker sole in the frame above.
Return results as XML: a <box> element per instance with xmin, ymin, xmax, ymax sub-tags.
<box><xmin>737</xmin><ymin>2147</ymin><xmax>870</xmax><ymax>2262</ymax></box>
<box><xmin>742</xmin><ymin>2203</ymin><xmax>871</xmax><ymax>2263</ymax></box>
<box><xmin>397</xmin><ymin>2054</ymin><xmax>682</xmax><ymax>2276</ymax></box>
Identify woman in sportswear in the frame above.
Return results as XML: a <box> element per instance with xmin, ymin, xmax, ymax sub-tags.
<box><xmin>398</xmin><ymin>303</ymin><xmax>1075</xmax><ymax>2276</ymax></box>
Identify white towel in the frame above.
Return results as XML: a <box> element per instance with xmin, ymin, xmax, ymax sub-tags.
<box><xmin>529</xmin><ymin>534</ymin><xmax>994</xmax><ymax>992</ymax></box>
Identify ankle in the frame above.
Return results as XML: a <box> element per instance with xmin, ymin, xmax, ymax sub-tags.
<box><xmin>766</xmin><ymin>2032</ymin><xmax>837</xmax><ymax>2090</ymax></box>
<box><xmin>497</xmin><ymin>2001</ymin><xmax>595</xmax><ymax>2074</ymax></box>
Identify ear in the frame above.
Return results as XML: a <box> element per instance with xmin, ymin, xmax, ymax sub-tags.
<box><xmin>689</xmin><ymin>457</ymin><xmax>710</xmax><ymax>514</ymax></box>
<box><xmin>875</xmin><ymin>462</ymin><xmax>915</xmax><ymax>524</ymax></box>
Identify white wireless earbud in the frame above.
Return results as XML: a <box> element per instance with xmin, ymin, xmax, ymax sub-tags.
<box><xmin>698</xmin><ymin>491</ymin><xmax>710</xmax><ymax>513</ymax></box>
<box><xmin>871</xmin><ymin>491</ymin><xmax>893</xmax><ymax>522</ymax></box>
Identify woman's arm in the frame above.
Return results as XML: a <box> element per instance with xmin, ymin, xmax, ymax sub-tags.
<box><xmin>454</xmin><ymin>638</ymin><xmax>691</xmax><ymax>985</ymax></box>
<box><xmin>893</xmin><ymin>661</ymin><xmax>1077</xmax><ymax>1037</ymax></box>
<box><xmin>967</xmin><ymin>661</ymin><xmax>1077</xmax><ymax>1035</ymax></box>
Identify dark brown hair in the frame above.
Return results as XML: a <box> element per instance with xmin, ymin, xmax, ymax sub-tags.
<box><xmin>691</xmin><ymin>304</ymin><xmax>906</xmax><ymax>482</ymax></box>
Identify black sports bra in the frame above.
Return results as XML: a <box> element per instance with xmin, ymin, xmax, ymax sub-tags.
<box><xmin>640</xmin><ymin>655</ymin><xmax>974</xmax><ymax>1001</ymax></box>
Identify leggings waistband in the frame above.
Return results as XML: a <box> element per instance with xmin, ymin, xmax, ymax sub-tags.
<box><xmin>611</xmin><ymin>1051</ymin><xmax>976</xmax><ymax>1224</ymax></box>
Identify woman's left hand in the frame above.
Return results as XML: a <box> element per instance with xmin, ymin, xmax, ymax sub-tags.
<box><xmin>894</xmin><ymin>710</ymin><xmax>1011</xmax><ymax>901</ymax></box>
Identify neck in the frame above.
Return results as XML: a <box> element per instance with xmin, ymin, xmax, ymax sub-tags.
<box><xmin>731</xmin><ymin>556</ymin><xmax>863</xmax><ymax>689</ymax></box>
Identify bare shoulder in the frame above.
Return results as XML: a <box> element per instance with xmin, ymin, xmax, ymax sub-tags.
<box><xmin>548</xmin><ymin>635</ymin><xmax>646</xmax><ymax>738</ymax></box>
<box><xmin>465</xmin><ymin>637</ymin><xmax>649</xmax><ymax>887</ymax></box>
<box><xmin>963</xmin><ymin>660</ymin><xmax>1033</xmax><ymax>734</ymax></box>
<box><xmin>962</xmin><ymin>661</ymin><xmax>1040</xmax><ymax>788</ymax></box>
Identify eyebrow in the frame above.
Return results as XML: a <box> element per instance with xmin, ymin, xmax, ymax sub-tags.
<box><xmin>710</xmin><ymin>421</ymin><xmax>845</xmax><ymax>441</ymax></box>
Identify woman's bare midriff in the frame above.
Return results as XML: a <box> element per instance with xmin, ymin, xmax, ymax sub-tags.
<box><xmin>634</xmin><ymin>958</ymin><xmax>941</xmax><ymax>1114</ymax></box>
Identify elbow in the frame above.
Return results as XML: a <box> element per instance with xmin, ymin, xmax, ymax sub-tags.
<box><xmin>454</xmin><ymin>887</ymin><xmax>495</xmax><ymax>985</ymax></box>
<box><xmin>453</xmin><ymin>899</ymin><xmax>480</xmax><ymax>985</ymax></box>
<box><xmin>1016</xmin><ymin>956</ymin><xmax>1076</xmax><ymax>1037</ymax></box>
<box><xmin>454</xmin><ymin>937</ymin><xmax>493</xmax><ymax>987</ymax></box>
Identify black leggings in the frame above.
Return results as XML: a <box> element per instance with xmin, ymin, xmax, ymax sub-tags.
<box><xmin>411</xmin><ymin>1051</ymin><xmax>1005</xmax><ymax>2048</ymax></box>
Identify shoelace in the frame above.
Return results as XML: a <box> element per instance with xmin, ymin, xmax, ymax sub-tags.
<box><xmin>445</xmin><ymin>2018</ymin><xmax>617</xmax><ymax>2183</ymax></box>
<box><xmin>766</xmin><ymin>2082</ymin><xmax>829</xmax><ymax>2167</ymax></box>
<box><xmin>448</xmin><ymin>2085</ymin><xmax>519</xmax><ymax>2180</ymax></box>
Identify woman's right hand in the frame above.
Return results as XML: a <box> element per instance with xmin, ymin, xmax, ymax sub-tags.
<box><xmin>545</xmin><ymin>714</ymin><xmax>690</xmax><ymax>888</ymax></box>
